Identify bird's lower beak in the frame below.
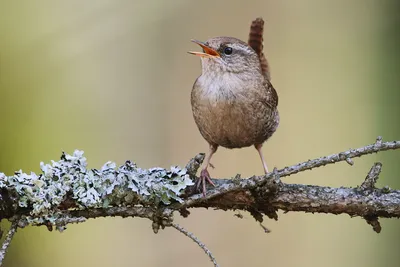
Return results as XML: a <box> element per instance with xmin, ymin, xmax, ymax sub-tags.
<box><xmin>188</xmin><ymin>39</ymin><xmax>220</xmax><ymax>58</ymax></box>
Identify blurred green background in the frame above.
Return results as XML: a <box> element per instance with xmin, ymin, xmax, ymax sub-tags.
<box><xmin>0</xmin><ymin>0</ymin><xmax>399</xmax><ymax>266</ymax></box>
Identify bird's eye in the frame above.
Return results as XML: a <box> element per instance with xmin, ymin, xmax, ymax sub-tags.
<box><xmin>224</xmin><ymin>47</ymin><xmax>233</xmax><ymax>55</ymax></box>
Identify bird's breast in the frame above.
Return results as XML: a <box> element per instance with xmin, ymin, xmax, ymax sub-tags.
<box><xmin>195</xmin><ymin>73</ymin><xmax>246</xmax><ymax>104</ymax></box>
<box><xmin>191</xmin><ymin>74</ymin><xmax>279</xmax><ymax>149</ymax></box>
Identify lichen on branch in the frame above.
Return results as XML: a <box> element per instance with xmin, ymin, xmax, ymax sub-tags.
<box><xmin>0</xmin><ymin>150</ymin><xmax>193</xmax><ymax>226</ymax></box>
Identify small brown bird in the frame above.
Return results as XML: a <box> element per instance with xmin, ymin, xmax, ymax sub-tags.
<box><xmin>189</xmin><ymin>18</ymin><xmax>279</xmax><ymax>196</ymax></box>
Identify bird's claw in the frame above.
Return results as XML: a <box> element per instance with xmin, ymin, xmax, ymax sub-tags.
<box><xmin>196</xmin><ymin>169</ymin><xmax>216</xmax><ymax>197</ymax></box>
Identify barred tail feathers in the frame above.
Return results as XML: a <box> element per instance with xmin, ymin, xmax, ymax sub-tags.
<box><xmin>248</xmin><ymin>18</ymin><xmax>270</xmax><ymax>81</ymax></box>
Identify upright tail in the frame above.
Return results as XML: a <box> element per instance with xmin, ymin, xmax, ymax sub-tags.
<box><xmin>248</xmin><ymin>18</ymin><xmax>271</xmax><ymax>81</ymax></box>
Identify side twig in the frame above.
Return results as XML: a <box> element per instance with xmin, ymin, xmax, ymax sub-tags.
<box><xmin>171</xmin><ymin>223</ymin><xmax>219</xmax><ymax>267</ymax></box>
<box><xmin>361</xmin><ymin>162</ymin><xmax>382</xmax><ymax>190</ymax></box>
<box><xmin>360</xmin><ymin>162</ymin><xmax>384</xmax><ymax>233</ymax></box>
<box><xmin>0</xmin><ymin>219</ymin><xmax>18</xmax><ymax>266</ymax></box>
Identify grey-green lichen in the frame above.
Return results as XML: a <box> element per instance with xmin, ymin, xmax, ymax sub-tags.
<box><xmin>0</xmin><ymin>150</ymin><xmax>194</xmax><ymax>225</ymax></box>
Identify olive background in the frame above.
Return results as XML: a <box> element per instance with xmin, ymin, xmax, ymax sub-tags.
<box><xmin>0</xmin><ymin>1</ymin><xmax>399</xmax><ymax>267</ymax></box>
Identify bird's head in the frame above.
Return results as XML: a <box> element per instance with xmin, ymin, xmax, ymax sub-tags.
<box><xmin>189</xmin><ymin>37</ymin><xmax>261</xmax><ymax>76</ymax></box>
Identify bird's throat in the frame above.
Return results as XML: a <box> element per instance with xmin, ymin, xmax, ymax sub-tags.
<box><xmin>197</xmin><ymin>72</ymin><xmax>244</xmax><ymax>101</ymax></box>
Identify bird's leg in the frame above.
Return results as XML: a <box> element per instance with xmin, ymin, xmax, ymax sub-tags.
<box><xmin>255</xmin><ymin>143</ymin><xmax>269</xmax><ymax>174</ymax></box>
<box><xmin>196</xmin><ymin>144</ymin><xmax>218</xmax><ymax>196</ymax></box>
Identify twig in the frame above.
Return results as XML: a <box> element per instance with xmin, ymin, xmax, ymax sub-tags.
<box><xmin>185</xmin><ymin>153</ymin><xmax>205</xmax><ymax>176</ymax></box>
<box><xmin>258</xmin><ymin>136</ymin><xmax>397</xmax><ymax>184</ymax></box>
<box><xmin>364</xmin><ymin>216</ymin><xmax>381</xmax><ymax>233</ymax></box>
<box><xmin>171</xmin><ymin>223</ymin><xmax>219</xmax><ymax>267</ymax></box>
<box><xmin>0</xmin><ymin>220</ymin><xmax>18</xmax><ymax>266</ymax></box>
<box><xmin>361</xmin><ymin>162</ymin><xmax>382</xmax><ymax>189</ymax></box>
<box><xmin>191</xmin><ymin>137</ymin><xmax>400</xmax><ymax>202</ymax></box>
<box><xmin>345</xmin><ymin>158</ymin><xmax>354</xmax><ymax>166</ymax></box>
<box><xmin>259</xmin><ymin>223</ymin><xmax>271</xmax><ymax>233</ymax></box>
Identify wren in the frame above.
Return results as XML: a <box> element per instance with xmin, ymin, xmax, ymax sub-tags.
<box><xmin>188</xmin><ymin>18</ymin><xmax>279</xmax><ymax>196</ymax></box>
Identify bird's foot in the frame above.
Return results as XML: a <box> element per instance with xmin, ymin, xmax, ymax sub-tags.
<box><xmin>195</xmin><ymin>169</ymin><xmax>216</xmax><ymax>197</ymax></box>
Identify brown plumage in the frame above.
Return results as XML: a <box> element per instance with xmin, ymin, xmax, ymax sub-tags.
<box><xmin>188</xmin><ymin>18</ymin><xmax>279</xmax><ymax>196</ymax></box>
<box><xmin>248</xmin><ymin>17</ymin><xmax>270</xmax><ymax>80</ymax></box>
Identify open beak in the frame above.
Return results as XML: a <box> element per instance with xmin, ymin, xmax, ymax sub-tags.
<box><xmin>188</xmin><ymin>39</ymin><xmax>220</xmax><ymax>58</ymax></box>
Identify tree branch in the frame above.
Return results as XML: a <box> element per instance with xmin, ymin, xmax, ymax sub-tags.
<box><xmin>0</xmin><ymin>136</ymin><xmax>399</xmax><ymax>265</ymax></box>
<box><xmin>0</xmin><ymin>136</ymin><xmax>399</xmax><ymax>225</ymax></box>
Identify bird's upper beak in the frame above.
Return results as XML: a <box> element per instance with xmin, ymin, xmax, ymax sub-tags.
<box><xmin>188</xmin><ymin>39</ymin><xmax>220</xmax><ymax>58</ymax></box>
